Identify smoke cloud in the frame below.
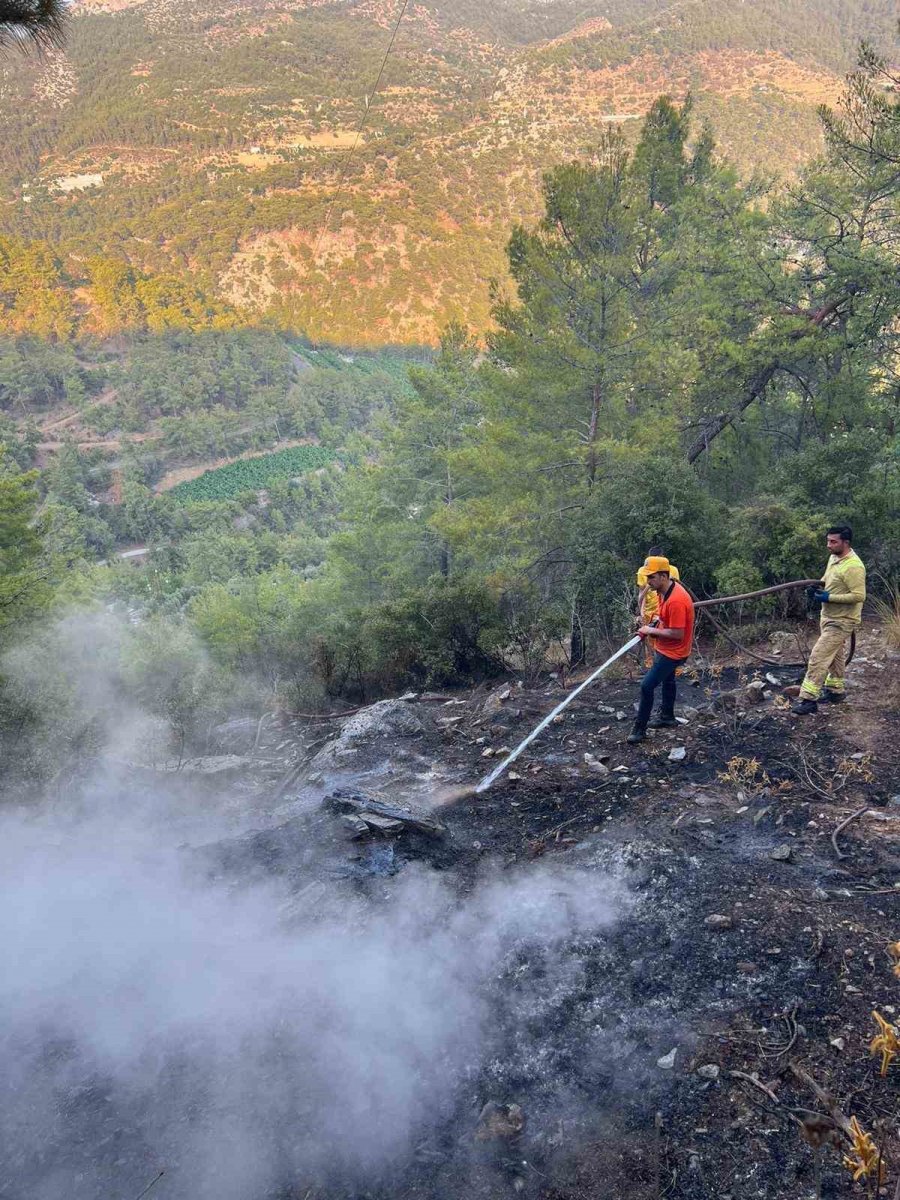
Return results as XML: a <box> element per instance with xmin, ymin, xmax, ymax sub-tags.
<box><xmin>0</xmin><ymin>783</ymin><xmax>627</xmax><ymax>1199</ymax></box>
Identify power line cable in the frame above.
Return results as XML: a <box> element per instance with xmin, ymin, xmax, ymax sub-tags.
<box><xmin>310</xmin><ymin>0</ymin><xmax>412</xmax><ymax>279</ymax></box>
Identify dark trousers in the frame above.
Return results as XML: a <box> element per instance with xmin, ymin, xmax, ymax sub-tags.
<box><xmin>636</xmin><ymin>652</ymin><xmax>687</xmax><ymax>727</ymax></box>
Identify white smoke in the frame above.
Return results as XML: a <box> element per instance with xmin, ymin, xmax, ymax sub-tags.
<box><xmin>0</xmin><ymin>610</ymin><xmax>629</xmax><ymax>1197</ymax></box>
<box><xmin>0</xmin><ymin>789</ymin><xmax>627</xmax><ymax>1200</ymax></box>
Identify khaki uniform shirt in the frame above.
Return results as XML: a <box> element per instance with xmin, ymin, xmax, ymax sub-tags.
<box><xmin>821</xmin><ymin>550</ymin><xmax>866</xmax><ymax>625</ymax></box>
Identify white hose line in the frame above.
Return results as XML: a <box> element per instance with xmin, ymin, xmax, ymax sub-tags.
<box><xmin>474</xmin><ymin>635</ymin><xmax>642</xmax><ymax>794</ymax></box>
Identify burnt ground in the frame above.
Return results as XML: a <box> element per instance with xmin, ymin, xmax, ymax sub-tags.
<box><xmin>42</xmin><ymin>630</ymin><xmax>897</xmax><ymax>1200</ymax></box>
<box><xmin>259</xmin><ymin>628</ymin><xmax>900</xmax><ymax>1200</ymax></box>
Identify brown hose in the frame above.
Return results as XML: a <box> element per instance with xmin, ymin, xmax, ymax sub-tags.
<box><xmin>687</xmin><ymin>578</ymin><xmax>856</xmax><ymax>669</ymax></box>
<box><xmin>692</xmin><ymin>579</ymin><xmax>822</xmax><ymax>608</ymax></box>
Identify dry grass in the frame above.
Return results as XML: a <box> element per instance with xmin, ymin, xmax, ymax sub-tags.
<box><xmin>873</xmin><ymin>582</ymin><xmax>900</xmax><ymax>651</ymax></box>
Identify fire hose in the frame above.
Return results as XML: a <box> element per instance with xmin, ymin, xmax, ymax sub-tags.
<box><xmin>475</xmin><ymin>577</ymin><xmax>843</xmax><ymax>794</ymax></box>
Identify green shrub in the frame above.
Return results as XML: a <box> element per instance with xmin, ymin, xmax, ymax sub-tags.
<box><xmin>364</xmin><ymin>576</ymin><xmax>506</xmax><ymax>690</ymax></box>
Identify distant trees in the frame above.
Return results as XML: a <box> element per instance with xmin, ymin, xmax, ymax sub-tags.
<box><xmin>0</xmin><ymin>445</ymin><xmax>52</xmax><ymax>639</ymax></box>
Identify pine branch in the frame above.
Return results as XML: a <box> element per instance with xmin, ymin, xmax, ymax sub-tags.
<box><xmin>0</xmin><ymin>0</ymin><xmax>67</xmax><ymax>51</ymax></box>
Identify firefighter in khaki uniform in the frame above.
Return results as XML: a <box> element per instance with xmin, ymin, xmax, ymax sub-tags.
<box><xmin>792</xmin><ymin>525</ymin><xmax>866</xmax><ymax>715</ymax></box>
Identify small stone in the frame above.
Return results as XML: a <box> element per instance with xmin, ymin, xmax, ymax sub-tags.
<box><xmin>889</xmin><ymin>795</ymin><xmax>900</xmax><ymax>808</ymax></box>
<box><xmin>668</xmin><ymin>746</ymin><xmax>687</xmax><ymax>762</ymax></box>
<box><xmin>736</xmin><ymin>961</ymin><xmax>758</xmax><ymax>975</ymax></box>
<box><xmin>675</xmin><ymin>716</ymin><xmax>689</xmax><ymax>725</ymax></box>
<box><xmin>657</xmin><ymin>1048</ymin><xmax>678</xmax><ymax>1070</ymax></box>
<box><xmin>830</xmin><ymin>1037</ymin><xmax>845</xmax><ymax>1051</ymax></box>
<box><xmin>583</xmin><ymin>754</ymin><xmax>610</xmax><ymax>775</ymax></box>
<box><xmin>765</xmin><ymin>673</ymin><xmax>780</xmax><ymax>686</ymax></box>
<box><xmin>704</xmin><ymin>914</ymin><xmax>733</xmax><ymax>931</ymax></box>
<box><xmin>508</xmin><ymin>771</ymin><xmax>522</xmax><ymax>781</ymax></box>
<box><xmin>615</xmin><ymin>710</ymin><xmax>629</xmax><ymax>721</ymax></box>
<box><xmin>770</xmin><ymin>844</ymin><xmax>794</xmax><ymax>863</ymax></box>
<box><xmin>813</xmin><ymin>887</ymin><xmax>829</xmax><ymax>901</ymax></box>
<box><xmin>752</xmin><ymin>806</ymin><xmax>772</xmax><ymax>826</ymax></box>
<box><xmin>736</xmin><ymin>805</ymin><xmax>749</xmax><ymax>814</ymax></box>
<box><xmin>598</xmin><ymin>705</ymin><xmax>616</xmax><ymax>715</ymax></box>
<box><xmin>697</xmin><ymin>1064</ymin><xmax>720</xmax><ymax>1080</ymax></box>
<box><xmin>744</xmin><ymin>680</ymin><xmax>767</xmax><ymax>704</ymax></box>
<box><xmin>481</xmin><ymin>747</ymin><xmax>494</xmax><ymax>758</ymax></box>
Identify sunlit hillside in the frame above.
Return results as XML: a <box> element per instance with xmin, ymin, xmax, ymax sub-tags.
<box><xmin>0</xmin><ymin>0</ymin><xmax>896</xmax><ymax>343</ymax></box>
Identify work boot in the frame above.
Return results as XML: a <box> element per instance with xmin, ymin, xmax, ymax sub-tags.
<box><xmin>791</xmin><ymin>697</ymin><xmax>818</xmax><ymax>715</ymax></box>
<box><xmin>821</xmin><ymin>689</ymin><xmax>846</xmax><ymax>704</ymax></box>
<box><xmin>648</xmin><ymin>714</ymin><xmax>677</xmax><ymax>729</ymax></box>
<box><xmin>626</xmin><ymin>722</ymin><xmax>647</xmax><ymax>744</ymax></box>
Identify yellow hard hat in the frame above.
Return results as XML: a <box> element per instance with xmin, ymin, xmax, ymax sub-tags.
<box><xmin>643</xmin><ymin>555</ymin><xmax>670</xmax><ymax>574</ymax></box>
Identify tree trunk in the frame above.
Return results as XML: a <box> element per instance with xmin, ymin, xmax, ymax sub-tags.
<box><xmin>586</xmin><ymin>377</ymin><xmax>602</xmax><ymax>487</ymax></box>
<box><xmin>569</xmin><ymin>600</ymin><xmax>585</xmax><ymax>669</ymax></box>
<box><xmin>685</xmin><ymin>364</ymin><xmax>778</xmax><ymax>464</ymax></box>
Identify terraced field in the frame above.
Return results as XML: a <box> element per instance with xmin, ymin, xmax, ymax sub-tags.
<box><xmin>168</xmin><ymin>444</ymin><xmax>337</xmax><ymax>502</ymax></box>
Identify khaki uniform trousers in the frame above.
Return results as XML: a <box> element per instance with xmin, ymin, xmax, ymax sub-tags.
<box><xmin>799</xmin><ymin>617</ymin><xmax>857</xmax><ymax>700</ymax></box>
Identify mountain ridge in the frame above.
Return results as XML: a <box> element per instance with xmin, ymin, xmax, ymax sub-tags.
<box><xmin>0</xmin><ymin>0</ymin><xmax>896</xmax><ymax>344</ymax></box>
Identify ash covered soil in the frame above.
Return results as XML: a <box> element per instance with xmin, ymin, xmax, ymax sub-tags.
<box><xmin>12</xmin><ymin>631</ymin><xmax>899</xmax><ymax>1200</ymax></box>
<box><xmin>254</xmin><ymin>629</ymin><xmax>900</xmax><ymax>1200</ymax></box>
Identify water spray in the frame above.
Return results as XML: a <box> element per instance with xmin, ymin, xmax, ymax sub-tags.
<box><xmin>474</xmin><ymin>634</ymin><xmax>642</xmax><ymax>794</ymax></box>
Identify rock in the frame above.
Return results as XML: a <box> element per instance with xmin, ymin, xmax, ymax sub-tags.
<box><xmin>475</xmin><ymin>1102</ymin><xmax>525</xmax><ymax>1142</ymax></box>
<box><xmin>481</xmin><ymin>747</ymin><xmax>495</xmax><ymax>758</ymax></box>
<box><xmin>615</xmin><ymin>710</ymin><xmax>629</xmax><ymax>721</ymax></box>
<box><xmin>765</xmin><ymin>673</ymin><xmax>781</xmax><ymax>687</ymax></box>
<box><xmin>323</xmin><ymin>788</ymin><xmax>445</xmax><ymax>836</ymax></box>
<box><xmin>167</xmin><ymin>754</ymin><xmax>257</xmax><ymax>784</ymax></box>
<box><xmin>696</xmin><ymin>1064</ymin><xmax>720</xmax><ymax>1080</ymax></box>
<box><xmin>340</xmin><ymin>814</ymin><xmax>370</xmax><ymax>836</ymax></box>
<box><xmin>482</xmin><ymin>687</ymin><xmax>512</xmax><ymax>715</ymax></box>
<box><xmin>208</xmin><ymin>717</ymin><xmax>264</xmax><ymax>754</ymax></box>
<box><xmin>744</xmin><ymin>680</ymin><xmax>767</xmax><ymax>704</ymax></box>
<box><xmin>657</xmin><ymin>1048</ymin><xmax>678</xmax><ymax>1070</ymax></box>
<box><xmin>358</xmin><ymin>813</ymin><xmax>406</xmax><ymax>834</ymax></box>
<box><xmin>583</xmin><ymin>753</ymin><xmax>610</xmax><ymax>775</ymax></box>
<box><xmin>770</xmin><ymin>844</ymin><xmax>794</xmax><ymax>863</ymax></box>
<box><xmin>309</xmin><ymin>699</ymin><xmax>426</xmax><ymax>770</ymax></box>
<box><xmin>668</xmin><ymin>746</ymin><xmax>687</xmax><ymax>762</ymax></box>
<box><xmin>889</xmin><ymin>795</ymin><xmax>900</xmax><ymax>808</ymax></box>
<box><xmin>704</xmin><ymin>914</ymin><xmax>733</xmax><ymax>931</ymax></box>
<box><xmin>339</xmin><ymin>699</ymin><xmax>424</xmax><ymax>741</ymax></box>
<box><xmin>598</xmin><ymin>704</ymin><xmax>616</xmax><ymax>715</ymax></box>
<box><xmin>675</xmin><ymin>716</ymin><xmax>689</xmax><ymax>725</ymax></box>
<box><xmin>830</xmin><ymin>1037</ymin><xmax>846</xmax><ymax>1051</ymax></box>
<box><xmin>736</xmin><ymin>961</ymin><xmax>759</xmax><ymax>974</ymax></box>
<box><xmin>770</xmin><ymin>630</ymin><xmax>797</xmax><ymax>652</ymax></box>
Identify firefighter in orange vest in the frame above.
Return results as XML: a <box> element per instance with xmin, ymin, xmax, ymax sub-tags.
<box><xmin>628</xmin><ymin>555</ymin><xmax>695</xmax><ymax>744</ymax></box>
<box><xmin>636</xmin><ymin>547</ymin><xmax>680</xmax><ymax>668</ymax></box>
